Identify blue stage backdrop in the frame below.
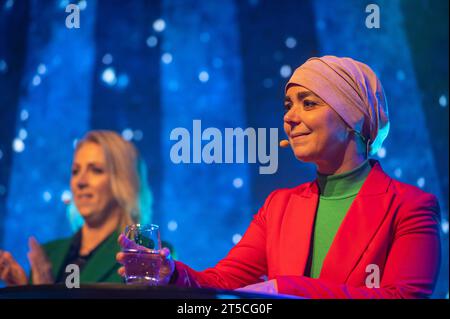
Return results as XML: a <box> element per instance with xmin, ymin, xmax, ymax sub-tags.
<box><xmin>0</xmin><ymin>0</ymin><xmax>448</xmax><ymax>297</ymax></box>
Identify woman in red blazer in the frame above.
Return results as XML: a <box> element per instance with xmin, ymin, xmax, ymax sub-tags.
<box><xmin>117</xmin><ymin>56</ymin><xmax>441</xmax><ymax>299</ymax></box>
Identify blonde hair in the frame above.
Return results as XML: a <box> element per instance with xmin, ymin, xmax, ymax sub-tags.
<box><xmin>73</xmin><ymin>130</ymin><xmax>152</xmax><ymax>231</ymax></box>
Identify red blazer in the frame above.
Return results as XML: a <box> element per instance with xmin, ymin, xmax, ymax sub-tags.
<box><xmin>173</xmin><ymin>160</ymin><xmax>441</xmax><ymax>298</ymax></box>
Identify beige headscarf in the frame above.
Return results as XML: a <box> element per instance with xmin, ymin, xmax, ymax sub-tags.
<box><xmin>285</xmin><ymin>55</ymin><xmax>390</xmax><ymax>156</ymax></box>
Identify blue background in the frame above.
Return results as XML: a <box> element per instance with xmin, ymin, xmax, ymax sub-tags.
<box><xmin>0</xmin><ymin>0</ymin><xmax>448</xmax><ymax>297</ymax></box>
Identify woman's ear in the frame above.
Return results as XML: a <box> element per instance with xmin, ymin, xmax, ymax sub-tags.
<box><xmin>348</xmin><ymin>128</ymin><xmax>368</xmax><ymax>158</ymax></box>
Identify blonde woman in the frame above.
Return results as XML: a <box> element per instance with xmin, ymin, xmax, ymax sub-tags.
<box><xmin>0</xmin><ymin>130</ymin><xmax>158</xmax><ymax>285</ymax></box>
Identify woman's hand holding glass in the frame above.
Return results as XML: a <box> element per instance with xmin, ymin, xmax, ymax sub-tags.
<box><xmin>116</xmin><ymin>232</ymin><xmax>175</xmax><ymax>285</ymax></box>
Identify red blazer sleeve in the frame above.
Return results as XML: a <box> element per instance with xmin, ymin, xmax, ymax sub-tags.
<box><xmin>276</xmin><ymin>193</ymin><xmax>441</xmax><ymax>299</ymax></box>
<box><xmin>171</xmin><ymin>191</ymin><xmax>279</xmax><ymax>290</ymax></box>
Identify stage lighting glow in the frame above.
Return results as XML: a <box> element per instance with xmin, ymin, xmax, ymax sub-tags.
<box><xmin>417</xmin><ymin>177</ymin><xmax>426</xmax><ymax>188</ymax></box>
<box><xmin>394</xmin><ymin>168</ymin><xmax>402</xmax><ymax>178</ymax></box>
<box><xmin>233</xmin><ymin>178</ymin><xmax>243</xmax><ymax>189</ymax></box>
<box><xmin>43</xmin><ymin>191</ymin><xmax>52</xmax><ymax>202</ymax></box>
<box><xmin>101</xmin><ymin>67</ymin><xmax>117</xmax><ymax>86</ymax></box>
<box><xmin>78</xmin><ymin>0</ymin><xmax>87</xmax><ymax>11</ymax></box>
<box><xmin>58</xmin><ymin>0</ymin><xmax>69</xmax><ymax>9</ymax></box>
<box><xmin>146</xmin><ymin>36</ymin><xmax>158</xmax><ymax>48</ymax></box>
<box><xmin>153</xmin><ymin>19</ymin><xmax>166</xmax><ymax>32</ymax></box>
<box><xmin>168</xmin><ymin>220</ymin><xmax>178</xmax><ymax>231</ymax></box>
<box><xmin>161</xmin><ymin>53</ymin><xmax>173</xmax><ymax>64</ymax></box>
<box><xmin>20</xmin><ymin>110</ymin><xmax>29</xmax><ymax>121</ymax></box>
<box><xmin>439</xmin><ymin>95</ymin><xmax>447</xmax><ymax>108</ymax></box>
<box><xmin>102</xmin><ymin>53</ymin><xmax>113</xmax><ymax>65</ymax></box>
<box><xmin>61</xmin><ymin>190</ymin><xmax>72</xmax><ymax>204</ymax></box>
<box><xmin>37</xmin><ymin>63</ymin><xmax>47</xmax><ymax>75</ymax></box>
<box><xmin>0</xmin><ymin>59</ymin><xmax>7</xmax><ymax>73</ymax></box>
<box><xmin>396</xmin><ymin>70</ymin><xmax>406</xmax><ymax>81</ymax></box>
<box><xmin>12</xmin><ymin>138</ymin><xmax>25</xmax><ymax>153</ymax></box>
<box><xmin>377</xmin><ymin>147</ymin><xmax>387</xmax><ymax>159</ymax></box>
<box><xmin>199</xmin><ymin>71</ymin><xmax>209</xmax><ymax>82</ymax></box>
<box><xmin>442</xmin><ymin>219</ymin><xmax>449</xmax><ymax>234</ymax></box>
<box><xmin>280</xmin><ymin>65</ymin><xmax>292</xmax><ymax>78</ymax></box>
<box><xmin>232</xmin><ymin>234</ymin><xmax>242</xmax><ymax>245</ymax></box>
<box><xmin>121</xmin><ymin>128</ymin><xmax>133</xmax><ymax>141</ymax></box>
<box><xmin>285</xmin><ymin>37</ymin><xmax>297</xmax><ymax>49</ymax></box>
<box><xmin>4</xmin><ymin>0</ymin><xmax>14</xmax><ymax>10</ymax></box>
<box><xmin>18</xmin><ymin>128</ymin><xmax>27</xmax><ymax>140</ymax></box>
<box><xmin>117</xmin><ymin>73</ymin><xmax>129</xmax><ymax>89</ymax></box>
<box><xmin>32</xmin><ymin>75</ymin><xmax>41</xmax><ymax>86</ymax></box>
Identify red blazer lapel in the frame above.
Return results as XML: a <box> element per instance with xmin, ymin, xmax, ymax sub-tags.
<box><xmin>279</xmin><ymin>182</ymin><xmax>319</xmax><ymax>275</ymax></box>
<box><xmin>319</xmin><ymin>160</ymin><xmax>394</xmax><ymax>283</ymax></box>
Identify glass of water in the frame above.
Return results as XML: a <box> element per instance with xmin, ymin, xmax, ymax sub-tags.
<box><xmin>122</xmin><ymin>224</ymin><xmax>161</xmax><ymax>286</ymax></box>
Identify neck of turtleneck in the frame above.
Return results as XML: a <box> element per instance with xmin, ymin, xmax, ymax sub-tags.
<box><xmin>316</xmin><ymin>160</ymin><xmax>372</xmax><ymax>199</ymax></box>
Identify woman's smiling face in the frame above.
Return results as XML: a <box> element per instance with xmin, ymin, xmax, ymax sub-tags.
<box><xmin>283</xmin><ymin>85</ymin><xmax>350</xmax><ymax>164</ymax></box>
<box><xmin>70</xmin><ymin>142</ymin><xmax>116</xmax><ymax>224</ymax></box>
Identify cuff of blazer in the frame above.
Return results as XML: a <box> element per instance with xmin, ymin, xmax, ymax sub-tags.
<box><xmin>170</xmin><ymin>261</ymin><xmax>201</xmax><ymax>288</ymax></box>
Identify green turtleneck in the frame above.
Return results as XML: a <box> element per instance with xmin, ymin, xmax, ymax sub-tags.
<box><xmin>309</xmin><ymin>160</ymin><xmax>372</xmax><ymax>279</ymax></box>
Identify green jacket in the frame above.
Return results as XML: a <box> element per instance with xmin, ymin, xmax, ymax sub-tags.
<box><xmin>42</xmin><ymin>230</ymin><xmax>123</xmax><ymax>284</ymax></box>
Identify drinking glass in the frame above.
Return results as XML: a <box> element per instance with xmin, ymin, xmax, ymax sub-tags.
<box><xmin>122</xmin><ymin>224</ymin><xmax>161</xmax><ymax>285</ymax></box>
